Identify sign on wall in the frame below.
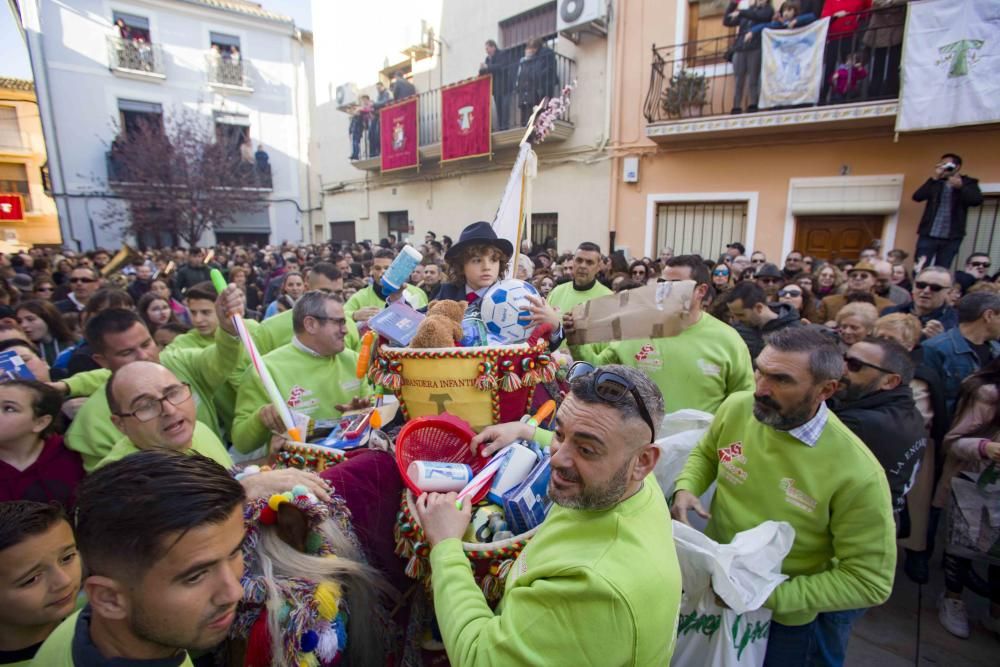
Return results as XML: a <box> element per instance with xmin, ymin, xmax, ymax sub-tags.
<box><xmin>441</xmin><ymin>75</ymin><xmax>492</xmax><ymax>163</ymax></box>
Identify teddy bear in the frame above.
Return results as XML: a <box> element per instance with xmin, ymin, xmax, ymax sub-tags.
<box><xmin>409</xmin><ymin>299</ymin><xmax>467</xmax><ymax>348</ymax></box>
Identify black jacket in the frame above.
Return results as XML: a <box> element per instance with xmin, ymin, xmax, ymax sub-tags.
<box><xmin>515</xmin><ymin>47</ymin><xmax>558</xmax><ymax>108</ymax></box>
<box><xmin>734</xmin><ymin>302</ymin><xmax>804</xmax><ymax>361</ymax></box>
<box><xmin>723</xmin><ymin>1</ymin><xmax>774</xmax><ymax>52</ymax></box>
<box><xmin>912</xmin><ymin>175</ymin><xmax>984</xmax><ymax>240</ymax></box>
<box><xmin>480</xmin><ymin>48</ymin><xmax>516</xmax><ymax>94</ymax></box>
<box><xmin>390</xmin><ymin>78</ymin><xmax>416</xmax><ymax>101</ymax></box>
<box><xmin>173</xmin><ymin>263</ymin><xmax>212</xmax><ymax>298</ymax></box>
<box><xmin>831</xmin><ymin>385</ymin><xmax>927</xmax><ymax>515</ymax></box>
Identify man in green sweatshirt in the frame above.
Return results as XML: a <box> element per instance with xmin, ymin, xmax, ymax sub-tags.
<box><xmin>672</xmin><ymin>326</ymin><xmax>896</xmax><ymax>666</ymax></box>
<box><xmin>344</xmin><ymin>249</ymin><xmax>427</xmax><ymax>323</ymax></box>
<box><xmin>59</xmin><ymin>284</ymin><xmax>244</xmax><ymax>472</ymax></box>
<box><xmin>33</xmin><ymin>451</ymin><xmax>246</xmax><ymax>666</ymax></box>
<box><xmin>232</xmin><ymin>291</ymin><xmax>371</xmax><ymax>454</ymax></box>
<box><xmin>415</xmin><ymin>364</ymin><xmax>682</xmax><ymax>666</ymax></box>
<box><xmin>545</xmin><ymin>241</ymin><xmax>611</xmax><ymax>354</ymax></box>
<box><xmin>580</xmin><ymin>255</ymin><xmax>754</xmax><ymax>414</ymax></box>
<box><xmin>97</xmin><ymin>361</ymin><xmax>233</xmax><ymax>469</ymax></box>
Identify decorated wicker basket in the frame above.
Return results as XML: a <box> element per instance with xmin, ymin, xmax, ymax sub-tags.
<box><xmin>394</xmin><ymin>489</ymin><xmax>539</xmax><ymax>605</ymax></box>
<box><xmin>272</xmin><ymin>441</ymin><xmax>347</xmax><ymax>472</ymax></box>
<box><xmin>370</xmin><ymin>335</ymin><xmax>556</xmax><ymax>432</ymax></box>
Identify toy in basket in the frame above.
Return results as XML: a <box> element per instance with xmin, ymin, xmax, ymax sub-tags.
<box><xmin>392</xmin><ymin>414</ymin><xmax>549</xmax><ymax>604</ymax></box>
<box><xmin>371</xmin><ymin>324</ymin><xmax>558</xmax><ymax>431</ymax></box>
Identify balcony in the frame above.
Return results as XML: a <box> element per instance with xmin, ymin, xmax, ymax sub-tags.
<box><xmin>206</xmin><ymin>55</ymin><xmax>253</xmax><ymax>93</ymax></box>
<box><xmin>107</xmin><ymin>35</ymin><xmax>166</xmax><ymax>81</ymax></box>
<box><xmin>643</xmin><ymin>8</ymin><xmax>903</xmax><ymax>146</ymax></box>
<box><xmin>349</xmin><ymin>51</ymin><xmax>576</xmax><ymax>170</ymax></box>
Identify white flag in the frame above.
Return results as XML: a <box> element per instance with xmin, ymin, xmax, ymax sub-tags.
<box><xmin>897</xmin><ymin>0</ymin><xmax>1000</xmax><ymax>132</ymax></box>
<box><xmin>491</xmin><ymin>141</ymin><xmax>537</xmax><ymax>279</ymax></box>
<box><xmin>759</xmin><ymin>18</ymin><xmax>830</xmax><ymax>109</ymax></box>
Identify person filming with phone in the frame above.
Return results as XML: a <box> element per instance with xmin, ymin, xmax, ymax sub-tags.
<box><xmin>912</xmin><ymin>153</ymin><xmax>983</xmax><ymax>269</ymax></box>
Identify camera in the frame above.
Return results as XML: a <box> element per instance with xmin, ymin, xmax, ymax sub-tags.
<box><xmin>942</xmin><ymin>162</ymin><xmax>958</xmax><ymax>173</ymax></box>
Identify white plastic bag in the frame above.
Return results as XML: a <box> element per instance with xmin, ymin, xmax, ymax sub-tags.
<box><xmin>670</xmin><ymin>521</ymin><xmax>795</xmax><ymax>667</ymax></box>
<box><xmin>653</xmin><ymin>409</ymin><xmax>714</xmax><ymax>498</ymax></box>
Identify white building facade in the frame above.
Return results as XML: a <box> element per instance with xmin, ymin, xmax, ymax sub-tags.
<box><xmin>311</xmin><ymin>0</ymin><xmax>614</xmax><ymax>255</ymax></box>
<box><xmin>16</xmin><ymin>0</ymin><xmax>314</xmax><ymax>250</ymax></box>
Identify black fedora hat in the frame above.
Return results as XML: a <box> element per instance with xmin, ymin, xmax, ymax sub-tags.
<box><xmin>444</xmin><ymin>221</ymin><xmax>514</xmax><ymax>261</ymax></box>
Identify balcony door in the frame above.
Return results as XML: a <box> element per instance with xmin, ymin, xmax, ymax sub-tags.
<box><xmin>794</xmin><ymin>215</ymin><xmax>884</xmax><ymax>262</ymax></box>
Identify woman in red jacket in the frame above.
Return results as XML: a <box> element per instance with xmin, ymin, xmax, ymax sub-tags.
<box><xmin>821</xmin><ymin>0</ymin><xmax>873</xmax><ymax>103</ymax></box>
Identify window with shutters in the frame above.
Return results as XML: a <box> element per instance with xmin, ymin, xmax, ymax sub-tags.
<box><xmin>531</xmin><ymin>213</ymin><xmax>558</xmax><ymax>251</ymax></box>
<box><xmin>955</xmin><ymin>195</ymin><xmax>1000</xmax><ymax>271</ymax></box>
<box><xmin>499</xmin><ymin>2</ymin><xmax>557</xmax><ymax>48</ymax></box>
<box><xmin>118</xmin><ymin>99</ymin><xmax>163</xmax><ymax>139</ymax></box>
<box><xmin>655</xmin><ymin>201</ymin><xmax>747</xmax><ymax>259</ymax></box>
<box><xmin>0</xmin><ymin>107</ymin><xmax>22</xmax><ymax>149</ymax></box>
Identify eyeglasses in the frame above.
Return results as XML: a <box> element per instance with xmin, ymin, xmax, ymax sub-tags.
<box><xmin>751</xmin><ymin>259</ymin><xmax>765</xmax><ymax>264</ymax></box>
<box><xmin>36</xmin><ymin>286</ymin><xmax>54</xmax><ymax>292</ymax></box>
<box><xmin>970</xmin><ymin>261</ymin><xmax>991</xmax><ymax>269</ymax></box>
<box><xmin>777</xmin><ymin>289</ymin><xmax>802</xmax><ymax>298</ymax></box>
<box><xmin>69</xmin><ymin>277</ymin><xmax>97</xmax><ymax>284</ymax></box>
<box><xmin>309</xmin><ymin>315</ymin><xmax>348</xmax><ymax>327</ymax></box>
<box><xmin>844</xmin><ymin>356</ymin><xmax>895</xmax><ymax>375</ymax></box>
<box><xmin>115</xmin><ymin>383</ymin><xmax>192</xmax><ymax>422</ymax></box>
<box><xmin>758</xmin><ymin>277</ymin><xmax>781</xmax><ymax>285</ymax></box>
<box><xmin>713</xmin><ymin>270</ymin><xmax>730</xmax><ymax>277</ymax></box>
<box><xmin>568</xmin><ymin>361</ymin><xmax>656</xmax><ymax>441</ymax></box>
<box><xmin>631</xmin><ymin>269</ymin><xmax>646</xmax><ymax>275</ymax></box>
<box><xmin>913</xmin><ymin>281</ymin><xmax>946</xmax><ymax>293</ymax></box>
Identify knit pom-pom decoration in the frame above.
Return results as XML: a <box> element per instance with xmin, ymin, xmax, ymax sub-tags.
<box><xmin>536</xmin><ymin>353</ymin><xmax>557</xmax><ymax>383</ymax></box>
<box><xmin>475</xmin><ymin>360</ymin><xmax>499</xmax><ymax>392</ymax></box>
<box><xmin>498</xmin><ymin>359</ymin><xmax>522</xmax><ymax>392</ymax></box>
<box><xmin>520</xmin><ymin>357</ymin><xmax>541</xmax><ymax>387</ymax></box>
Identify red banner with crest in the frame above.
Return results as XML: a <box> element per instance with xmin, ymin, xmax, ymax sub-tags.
<box><xmin>380</xmin><ymin>97</ymin><xmax>419</xmax><ymax>173</ymax></box>
<box><xmin>440</xmin><ymin>75</ymin><xmax>492</xmax><ymax>163</ymax></box>
<box><xmin>0</xmin><ymin>194</ymin><xmax>25</xmax><ymax>222</ymax></box>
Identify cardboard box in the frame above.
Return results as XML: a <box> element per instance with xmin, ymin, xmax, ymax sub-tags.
<box><xmin>566</xmin><ymin>280</ymin><xmax>697</xmax><ymax>345</ymax></box>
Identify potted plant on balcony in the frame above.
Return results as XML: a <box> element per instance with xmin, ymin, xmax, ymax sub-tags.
<box><xmin>661</xmin><ymin>70</ymin><xmax>708</xmax><ymax>119</ymax></box>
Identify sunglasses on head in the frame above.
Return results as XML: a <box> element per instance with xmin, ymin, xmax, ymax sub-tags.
<box><xmin>777</xmin><ymin>288</ymin><xmax>802</xmax><ymax>297</ymax></box>
<box><xmin>568</xmin><ymin>361</ymin><xmax>655</xmax><ymax>441</ymax></box>
<box><xmin>914</xmin><ymin>281</ymin><xmax>946</xmax><ymax>292</ymax></box>
<box><xmin>844</xmin><ymin>355</ymin><xmax>894</xmax><ymax>375</ymax></box>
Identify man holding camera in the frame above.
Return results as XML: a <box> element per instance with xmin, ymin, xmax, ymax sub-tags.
<box><xmin>912</xmin><ymin>153</ymin><xmax>983</xmax><ymax>269</ymax></box>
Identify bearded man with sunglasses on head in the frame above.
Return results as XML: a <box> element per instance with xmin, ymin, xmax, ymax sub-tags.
<box><xmin>881</xmin><ymin>266</ymin><xmax>957</xmax><ymax>339</ymax></box>
<box><xmin>415</xmin><ymin>363</ymin><xmax>682</xmax><ymax>666</ymax></box>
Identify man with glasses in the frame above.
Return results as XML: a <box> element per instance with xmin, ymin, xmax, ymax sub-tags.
<box><xmin>731</xmin><ymin>254</ymin><xmax>751</xmax><ymax>277</ymax></box>
<box><xmin>54</xmin><ymin>266</ymin><xmax>101</xmax><ymax>314</ymax></box>
<box><xmin>750</xmin><ymin>251</ymin><xmax>767</xmax><ymax>268</ymax></box>
<box><xmin>415</xmin><ymin>363</ymin><xmax>681</xmax><ymax>665</ymax></box>
<box><xmin>816</xmin><ymin>261</ymin><xmax>893</xmax><ymax>324</ymax></box>
<box><xmin>232</xmin><ymin>291</ymin><xmax>371</xmax><ymax>454</ymax></box>
<box><xmin>782</xmin><ymin>251</ymin><xmax>804</xmax><ymax>280</ymax></box>
<box><xmin>672</xmin><ymin>326</ymin><xmax>895</xmax><ymax>666</ymax></box>
<box><xmin>955</xmin><ymin>252</ymin><xmax>992</xmax><ymax>294</ymax></box>
<box><xmin>726</xmin><ymin>281</ymin><xmax>803</xmax><ymax>361</ymax></box>
<box><xmin>754</xmin><ymin>263</ymin><xmax>785</xmax><ymax>299</ymax></box>
<box><xmin>582</xmin><ymin>255</ymin><xmax>754</xmax><ymax>414</ymax></box>
<box><xmin>882</xmin><ymin>266</ymin><xmax>957</xmax><ymax>338</ymax></box>
<box><xmin>58</xmin><ymin>285</ymin><xmax>245</xmax><ymax>472</ymax></box>
<box><xmin>832</xmin><ymin>337</ymin><xmax>926</xmax><ymax>517</ymax></box>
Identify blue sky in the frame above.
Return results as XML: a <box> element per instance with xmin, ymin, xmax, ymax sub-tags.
<box><xmin>0</xmin><ymin>0</ymin><xmax>312</xmax><ymax>80</ymax></box>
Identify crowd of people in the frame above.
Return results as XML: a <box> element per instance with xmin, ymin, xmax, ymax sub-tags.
<box><xmin>722</xmin><ymin>0</ymin><xmax>908</xmax><ymax>113</ymax></box>
<box><xmin>0</xmin><ymin>155</ymin><xmax>997</xmax><ymax>665</ymax></box>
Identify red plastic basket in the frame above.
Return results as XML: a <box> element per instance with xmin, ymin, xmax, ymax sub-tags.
<box><xmin>395</xmin><ymin>414</ymin><xmax>490</xmax><ymax>500</ymax></box>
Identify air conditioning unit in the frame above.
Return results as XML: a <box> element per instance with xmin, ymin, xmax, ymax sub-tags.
<box><xmin>557</xmin><ymin>0</ymin><xmax>608</xmax><ymax>37</ymax></box>
<box><xmin>335</xmin><ymin>83</ymin><xmax>358</xmax><ymax>111</ymax></box>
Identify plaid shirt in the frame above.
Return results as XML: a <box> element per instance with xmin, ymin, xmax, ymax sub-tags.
<box><xmin>787</xmin><ymin>401</ymin><xmax>829</xmax><ymax>447</ymax></box>
<box><xmin>928</xmin><ymin>182</ymin><xmax>954</xmax><ymax>238</ymax></box>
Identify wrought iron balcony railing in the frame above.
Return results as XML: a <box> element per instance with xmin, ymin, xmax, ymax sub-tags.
<box><xmin>107</xmin><ymin>35</ymin><xmax>165</xmax><ymax>77</ymax></box>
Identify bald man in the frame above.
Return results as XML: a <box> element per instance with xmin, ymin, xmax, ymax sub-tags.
<box><xmin>97</xmin><ymin>361</ymin><xmax>232</xmax><ymax>469</ymax></box>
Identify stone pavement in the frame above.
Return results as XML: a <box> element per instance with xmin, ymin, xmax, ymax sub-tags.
<box><xmin>847</xmin><ymin>553</ymin><xmax>997</xmax><ymax>666</ymax></box>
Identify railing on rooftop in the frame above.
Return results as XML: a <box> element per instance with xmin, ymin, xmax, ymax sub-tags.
<box><xmin>643</xmin><ymin>7</ymin><xmax>904</xmax><ymax>123</ymax></box>
<box><xmin>351</xmin><ymin>51</ymin><xmax>576</xmax><ymax>162</ymax></box>
<box><xmin>107</xmin><ymin>35</ymin><xmax>165</xmax><ymax>77</ymax></box>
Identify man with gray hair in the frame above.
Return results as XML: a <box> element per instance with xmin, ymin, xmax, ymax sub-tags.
<box><xmin>672</xmin><ymin>327</ymin><xmax>895</xmax><ymax>666</ymax></box>
<box><xmin>231</xmin><ymin>291</ymin><xmax>371</xmax><ymax>453</ymax></box>
<box><xmin>416</xmin><ymin>363</ymin><xmax>682</xmax><ymax>665</ymax></box>
<box><xmin>881</xmin><ymin>265</ymin><xmax>957</xmax><ymax>338</ymax></box>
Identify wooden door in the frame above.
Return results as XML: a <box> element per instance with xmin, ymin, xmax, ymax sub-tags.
<box><xmin>794</xmin><ymin>216</ymin><xmax>884</xmax><ymax>262</ymax></box>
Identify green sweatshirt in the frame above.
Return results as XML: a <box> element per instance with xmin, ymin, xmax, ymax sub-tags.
<box><xmin>166</xmin><ymin>329</ymin><xmax>214</xmax><ymax>351</ymax></box>
<box><xmin>231</xmin><ymin>340</ymin><xmax>370</xmax><ymax>453</ymax></box>
<box><xmin>252</xmin><ymin>308</ymin><xmax>360</xmax><ymax>356</ymax></box>
<box><xmin>546</xmin><ymin>280</ymin><xmax>612</xmax><ymax>354</ymax></box>
<box><xmin>64</xmin><ymin>328</ymin><xmax>240</xmax><ymax>472</ymax></box>
<box><xmin>32</xmin><ymin>609</ymin><xmax>194</xmax><ymax>666</ymax></box>
<box><xmin>582</xmin><ymin>312</ymin><xmax>754</xmax><ymax>415</ymax></box>
<box><xmin>343</xmin><ymin>284</ymin><xmax>427</xmax><ymax>321</ymax></box>
<box><xmin>429</xmin><ymin>479</ymin><xmax>681</xmax><ymax>666</ymax></box>
<box><xmin>673</xmin><ymin>392</ymin><xmax>896</xmax><ymax>626</ymax></box>
<box><xmin>63</xmin><ymin>369</ymin><xmax>111</xmax><ymax>399</ymax></box>
<box><xmin>96</xmin><ymin>422</ymin><xmax>233</xmax><ymax>469</ymax></box>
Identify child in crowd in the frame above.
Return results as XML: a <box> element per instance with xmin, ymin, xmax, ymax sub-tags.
<box><xmin>0</xmin><ymin>501</ymin><xmax>81</xmax><ymax>666</ymax></box>
<box><xmin>751</xmin><ymin>0</ymin><xmax>817</xmax><ymax>34</ymax></box>
<box><xmin>437</xmin><ymin>221</ymin><xmax>513</xmax><ymax>304</ymax></box>
<box><xmin>829</xmin><ymin>51</ymin><xmax>869</xmax><ymax>102</ymax></box>
<box><xmin>0</xmin><ymin>380</ymin><xmax>82</xmax><ymax>511</ymax></box>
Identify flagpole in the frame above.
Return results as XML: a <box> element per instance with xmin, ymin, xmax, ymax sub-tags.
<box><xmin>509</xmin><ymin>100</ymin><xmax>545</xmax><ymax>274</ymax></box>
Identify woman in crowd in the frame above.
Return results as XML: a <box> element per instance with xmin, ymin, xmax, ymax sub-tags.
<box><xmin>891</xmin><ymin>263</ymin><xmax>912</xmax><ymax>292</ymax></box>
<box><xmin>933</xmin><ymin>357</ymin><xmax>1000</xmax><ymax>639</ymax></box>
<box><xmin>628</xmin><ymin>260</ymin><xmax>649</xmax><ymax>285</ymax></box>
<box><xmin>532</xmin><ymin>272</ymin><xmax>555</xmax><ymax>297</ymax></box>
<box><xmin>0</xmin><ymin>378</ymin><xmax>82</xmax><ymax>510</ymax></box>
<box><xmin>230</xmin><ymin>265</ymin><xmax>264</xmax><ymax>319</ymax></box>
<box><xmin>712</xmin><ymin>263</ymin><xmax>733</xmax><ymax>293</ymax></box>
<box><xmin>15</xmin><ymin>300</ymin><xmax>76</xmax><ymax>368</ymax></box>
<box><xmin>150</xmin><ymin>277</ymin><xmax>190</xmax><ymax>326</ymax></box>
<box><xmin>777</xmin><ymin>282</ymin><xmax>806</xmax><ymax>315</ymax></box>
<box><xmin>264</xmin><ymin>271</ymin><xmax>305</xmax><ymax>319</ymax></box>
<box><xmin>814</xmin><ymin>263</ymin><xmax>845</xmax><ymax>299</ymax></box>
<box><xmin>137</xmin><ymin>292</ymin><xmax>179</xmax><ymax>335</ymax></box>
<box><xmin>32</xmin><ymin>276</ymin><xmax>56</xmax><ymax>301</ymax></box>
<box><xmin>835</xmin><ymin>301</ymin><xmax>878</xmax><ymax>348</ymax></box>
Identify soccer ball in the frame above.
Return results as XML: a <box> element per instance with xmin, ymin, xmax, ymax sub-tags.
<box><xmin>481</xmin><ymin>279</ymin><xmax>539</xmax><ymax>344</ymax></box>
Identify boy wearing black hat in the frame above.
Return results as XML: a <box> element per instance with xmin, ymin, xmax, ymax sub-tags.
<box><xmin>437</xmin><ymin>221</ymin><xmax>514</xmax><ymax>305</ymax></box>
